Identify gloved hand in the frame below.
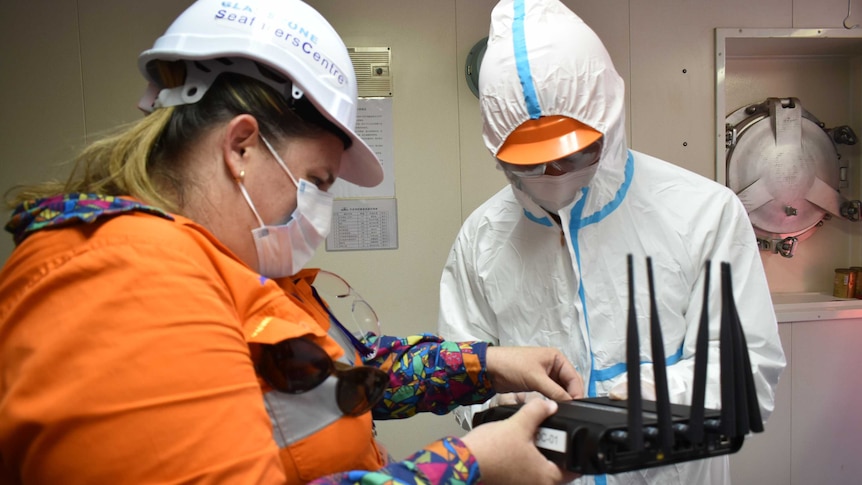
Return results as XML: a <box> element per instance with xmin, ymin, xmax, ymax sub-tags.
<box><xmin>489</xmin><ymin>391</ymin><xmax>546</xmax><ymax>407</ymax></box>
<box><xmin>608</xmin><ymin>377</ymin><xmax>656</xmax><ymax>401</ymax></box>
<box><xmin>485</xmin><ymin>346</ymin><xmax>585</xmax><ymax>401</ymax></box>
<box><xmin>462</xmin><ymin>399</ymin><xmax>580</xmax><ymax>485</ymax></box>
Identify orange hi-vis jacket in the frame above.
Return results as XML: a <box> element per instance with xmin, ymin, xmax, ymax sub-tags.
<box><xmin>0</xmin><ymin>209</ymin><xmax>385</xmax><ymax>484</ymax></box>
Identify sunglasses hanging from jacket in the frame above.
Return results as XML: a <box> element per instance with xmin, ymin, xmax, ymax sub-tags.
<box><xmin>257</xmin><ymin>336</ymin><xmax>388</xmax><ymax>417</ymax></box>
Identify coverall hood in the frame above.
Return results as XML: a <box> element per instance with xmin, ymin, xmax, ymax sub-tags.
<box><xmin>480</xmin><ymin>0</ymin><xmax>628</xmax><ymax>212</ymax></box>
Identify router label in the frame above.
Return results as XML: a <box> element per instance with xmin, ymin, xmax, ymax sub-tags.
<box><xmin>535</xmin><ymin>427</ymin><xmax>567</xmax><ymax>453</ymax></box>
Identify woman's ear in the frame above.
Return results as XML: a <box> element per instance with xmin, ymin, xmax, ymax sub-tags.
<box><xmin>222</xmin><ymin>114</ymin><xmax>260</xmax><ymax>181</ymax></box>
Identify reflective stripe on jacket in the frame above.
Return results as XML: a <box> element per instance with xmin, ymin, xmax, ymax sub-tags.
<box><xmin>249</xmin><ymin>279</ymin><xmax>386</xmax><ymax>483</ymax></box>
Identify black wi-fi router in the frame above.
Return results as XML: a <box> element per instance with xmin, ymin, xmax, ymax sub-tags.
<box><xmin>472</xmin><ymin>256</ymin><xmax>764</xmax><ymax>475</ymax></box>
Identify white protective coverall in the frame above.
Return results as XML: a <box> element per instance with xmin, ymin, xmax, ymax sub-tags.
<box><xmin>437</xmin><ymin>1</ymin><xmax>786</xmax><ymax>484</ymax></box>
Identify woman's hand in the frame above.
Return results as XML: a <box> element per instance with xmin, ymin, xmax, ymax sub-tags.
<box><xmin>462</xmin><ymin>399</ymin><xmax>580</xmax><ymax>485</ymax></box>
<box><xmin>485</xmin><ymin>346</ymin><xmax>585</xmax><ymax>401</ymax></box>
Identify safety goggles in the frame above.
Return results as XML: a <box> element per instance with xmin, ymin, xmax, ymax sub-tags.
<box><xmin>498</xmin><ymin>138</ymin><xmax>603</xmax><ymax>178</ymax></box>
<box><xmin>257</xmin><ymin>337</ymin><xmax>389</xmax><ymax>416</ymax></box>
<box><xmin>311</xmin><ymin>270</ymin><xmax>382</xmax><ymax>357</ymax></box>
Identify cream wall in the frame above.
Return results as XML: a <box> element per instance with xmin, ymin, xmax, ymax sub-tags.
<box><xmin>2</xmin><ymin>0</ymin><xmax>861</xmax><ymax>466</ymax></box>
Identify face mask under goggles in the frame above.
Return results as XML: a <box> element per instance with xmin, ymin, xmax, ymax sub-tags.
<box><xmin>498</xmin><ymin>138</ymin><xmax>603</xmax><ymax>178</ymax></box>
<box><xmin>257</xmin><ymin>337</ymin><xmax>388</xmax><ymax>416</ymax></box>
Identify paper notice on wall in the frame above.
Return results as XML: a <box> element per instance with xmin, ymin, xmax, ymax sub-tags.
<box><xmin>326</xmin><ymin>198</ymin><xmax>398</xmax><ymax>251</ymax></box>
<box><xmin>330</xmin><ymin>98</ymin><xmax>395</xmax><ymax>198</ymax></box>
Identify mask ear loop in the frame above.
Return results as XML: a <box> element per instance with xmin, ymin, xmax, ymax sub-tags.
<box><xmin>260</xmin><ymin>135</ymin><xmax>299</xmax><ymax>188</ymax></box>
<box><xmin>235</xmin><ymin>170</ymin><xmax>267</xmax><ymax>228</ymax></box>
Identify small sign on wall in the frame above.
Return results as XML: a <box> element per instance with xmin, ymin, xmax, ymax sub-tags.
<box><xmin>330</xmin><ymin>98</ymin><xmax>394</xmax><ymax>199</ymax></box>
<box><xmin>326</xmin><ymin>198</ymin><xmax>398</xmax><ymax>251</ymax></box>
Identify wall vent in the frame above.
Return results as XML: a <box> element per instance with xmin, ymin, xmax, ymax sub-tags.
<box><xmin>347</xmin><ymin>47</ymin><xmax>392</xmax><ymax>97</ymax></box>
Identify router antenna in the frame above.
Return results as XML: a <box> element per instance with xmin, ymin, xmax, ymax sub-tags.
<box><xmin>626</xmin><ymin>254</ymin><xmax>644</xmax><ymax>451</ymax></box>
<box><xmin>719</xmin><ymin>263</ymin><xmax>738</xmax><ymax>436</ymax></box>
<box><xmin>722</xmin><ymin>262</ymin><xmax>764</xmax><ymax>436</ymax></box>
<box><xmin>647</xmin><ymin>257</ymin><xmax>674</xmax><ymax>455</ymax></box>
<box><xmin>688</xmin><ymin>261</ymin><xmax>711</xmax><ymax>443</ymax></box>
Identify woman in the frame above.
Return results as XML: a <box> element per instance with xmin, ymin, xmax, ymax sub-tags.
<box><xmin>0</xmin><ymin>1</ymin><xmax>582</xmax><ymax>484</ymax></box>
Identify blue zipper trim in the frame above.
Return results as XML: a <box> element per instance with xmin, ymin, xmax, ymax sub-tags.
<box><xmin>568</xmin><ymin>151</ymin><xmax>634</xmax><ymax>397</ymax></box>
<box><xmin>523</xmin><ymin>208</ymin><xmax>553</xmax><ymax>227</ymax></box>
<box><xmin>512</xmin><ymin>0</ymin><xmax>542</xmax><ymax>118</ymax></box>
<box><xmin>590</xmin><ymin>344</ymin><xmax>685</xmax><ymax>382</ymax></box>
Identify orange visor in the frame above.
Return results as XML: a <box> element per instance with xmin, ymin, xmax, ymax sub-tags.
<box><xmin>496</xmin><ymin>115</ymin><xmax>603</xmax><ymax>165</ymax></box>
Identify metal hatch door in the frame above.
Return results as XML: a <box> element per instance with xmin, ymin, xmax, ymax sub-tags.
<box><xmin>725</xmin><ymin>97</ymin><xmax>859</xmax><ymax>257</ymax></box>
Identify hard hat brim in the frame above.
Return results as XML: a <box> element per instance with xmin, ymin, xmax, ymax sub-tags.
<box><xmin>339</xmin><ymin>132</ymin><xmax>384</xmax><ymax>187</ymax></box>
<box><xmin>496</xmin><ymin>115</ymin><xmax>602</xmax><ymax>165</ymax></box>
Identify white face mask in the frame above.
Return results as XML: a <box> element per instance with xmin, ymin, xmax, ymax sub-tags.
<box><xmin>512</xmin><ymin>164</ymin><xmax>599</xmax><ymax>212</ymax></box>
<box><xmin>237</xmin><ymin>136</ymin><xmax>334</xmax><ymax>278</ymax></box>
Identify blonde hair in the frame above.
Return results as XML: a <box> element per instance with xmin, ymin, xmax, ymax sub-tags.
<box><xmin>6</xmin><ymin>59</ymin><xmax>348</xmax><ymax>214</ymax></box>
<box><xmin>6</xmin><ymin>109</ymin><xmax>178</xmax><ymax>210</ymax></box>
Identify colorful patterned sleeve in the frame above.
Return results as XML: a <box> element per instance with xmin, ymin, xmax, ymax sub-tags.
<box><xmin>309</xmin><ymin>436</ymin><xmax>481</xmax><ymax>485</ymax></box>
<box><xmin>362</xmin><ymin>334</ymin><xmax>496</xmax><ymax>420</ymax></box>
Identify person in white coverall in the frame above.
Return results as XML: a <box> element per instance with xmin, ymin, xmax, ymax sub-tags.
<box><xmin>437</xmin><ymin>1</ymin><xmax>787</xmax><ymax>484</ymax></box>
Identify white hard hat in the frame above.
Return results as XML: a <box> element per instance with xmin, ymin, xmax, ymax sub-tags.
<box><xmin>479</xmin><ymin>0</ymin><xmax>624</xmax><ymax>164</ymax></box>
<box><xmin>137</xmin><ymin>0</ymin><xmax>383</xmax><ymax>187</ymax></box>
